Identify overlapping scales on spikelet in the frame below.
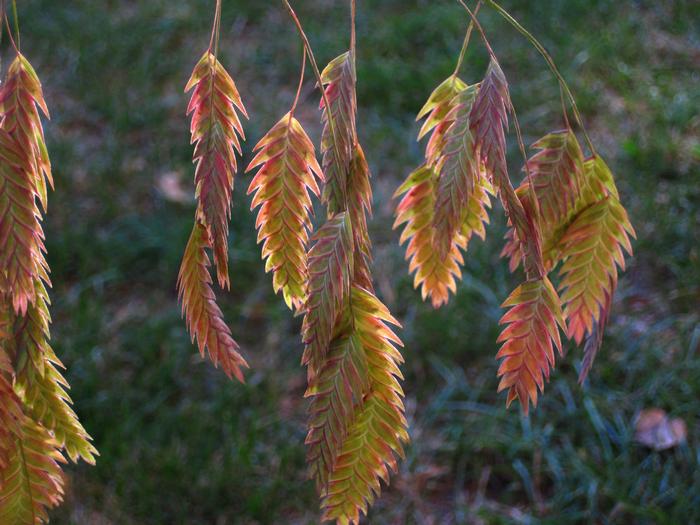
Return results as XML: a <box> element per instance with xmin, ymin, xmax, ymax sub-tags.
<box><xmin>186</xmin><ymin>51</ymin><xmax>248</xmax><ymax>289</ymax></box>
<box><xmin>301</xmin><ymin>213</ymin><xmax>353</xmax><ymax>378</ymax></box>
<box><xmin>416</xmin><ymin>76</ymin><xmax>467</xmax><ymax>164</ymax></box>
<box><xmin>306</xmin><ymin>333</ymin><xmax>370</xmax><ymax>491</ymax></box>
<box><xmin>246</xmin><ymin>113</ymin><xmax>322</xmax><ymax>311</ymax></box>
<box><xmin>347</xmin><ymin>144</ymin><xmax>373</xmax><ymax>291</ymax></box>
<box><xmin>394</xmin><ymin>166</ymin><xmax>462</xmax><ymax>308</ymax></box>
<box><xmin>0</xmin><ymin>417</ymin><xmax>66</xmax><ymax>525</ymax></box>
<box><xmin>0</xmin><ymin>54</ymin><xmax>53</xmax><ymax>315</ymax></box>
<box><xmin>320</xmin><ymin>286</ymin><xmax>407</xmax><ymax>525</ymax></box>
<box><xmin>433</xmin><ymin>85</ymin><xmax>479</xmax><ymax>257</ymax></box>
<box><xmin>470</xmin><ymin>58</ymin><xmax>543</xmax><ymax>279</ymax></box>
<box><xmin>320</xmin><ymin>52</ymin><xmax>357</xmax><ymax>213</ymax></box>
<box><xmin>0</xmin><ymin>348</ymin><xmax>22</xmax><ymax>471</ymax></box>
<box><xmin>525</xmin><ymin>130</ymin><xmax>585</xmax><ymax>225</ymax></box>
<box><xmin>496</xmin><ymin>277</ymin><xmax>565</xmax><ymax>414</ymax></box>
<box><xmin>177</xmin><ymin>222</ymin><xmax>248</xmax><ymax>382</ymax></box>
<box><xmin>558</xmin><ymin>194</ymin><xmax>635</xmax><ymax>346</ymax></box>
<box><xmin>9</xmin><ymin>280</ymin><xmax>97</xmax><ymax>464</ymax></box>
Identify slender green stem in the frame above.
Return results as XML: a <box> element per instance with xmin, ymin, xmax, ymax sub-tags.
<box><xmin>290</xmin><ymin>49</ymin><xmax>306</xmax><ymax>116</ymax></box>
<box><xmin>452</xmin><ymin>0</ymin><xmax>482</xmax><ymax>77</ymax></box>
<box><xmin>11</xmin><ymin>0</ymin><xmax>18</xmax><ymax>50</ymax></box>
<box><xmin>483</xmin><ymin>0</ymin><xmax>595</xmax><ymax>154</ymax></box>
<box><xmin>282</xmin><ymin>0</ymin><xmax>345</xmax><ymax>202</ymax></box>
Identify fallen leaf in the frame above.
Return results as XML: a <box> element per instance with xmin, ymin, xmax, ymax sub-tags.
<box><xmin>634</xmin><ymin>408</ymin><xmax>687</xmax><ymax>451</ymax></box>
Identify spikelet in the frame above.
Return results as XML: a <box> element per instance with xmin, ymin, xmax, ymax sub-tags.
<box><xmin>185</xmin><ymin>51</ymin><xmax>248</xmax><ymax>289</ymax></box>
<box><xmin>0</xmin><ymin>52</ymin><xmax>94</xmax><ymax>521</ymax></box>
<box><xmin>319</xmin><ymin>286</ymin><xmax>408</xmax><ymax>524</ymax></box>
<box><xmin>0</xmin><ymin>55</ymin><xmax>52</xmax><ymax>315</ymax></box>
<box><xmin>301</xmin><ymin>213</ymin><xmax>354</xmax><ymax>379</ymax></box>
<box><xmin>246</xmin><ymin>112</ymin><xmax>323</xmax><ymax>311</ymax></box>
<box><xmin>432</xmin><ymin>85</ymin><xmax>480</xmax><ymax>257</ymax></box>
<box><xmin>416</xmin><ymin>76</ymin><xmax>467</xmax><ymax>164</ymax></box>
<box><xmin>394</xmin><ymin>166</ymin><xmax>462</xmax><ymax>307</ymax></box>
<box><xmin>558</xmin><ymin>194</ymin><xmax>635</xmax><ymax>347</ymax></box>
<box><xmin>0</xmin><ymin>417</ymin><xmax>66</xmax><ymax>524</ymax></box>
<box><xmin>319</xmin><ymin>52</ymin><xmax>357</xmax><ymax>213</ymax></box>
<box><xmin>11</xmin><ymin>280</ymin><xmax>97</xmax><ymax>464</ymax></box>
<box><xmin>525</xmin><ymin>129</ymin><xmax>585</xmax><ymax>225</ymax></box>
<box><xmin>496</xmin><ymin>277</ymin><xmax>565</xmax><ymax>414</ymax></box>
<box><xmin>177</xmin><ymin>222</ymin><xmax>248</xmax><ymax>382</ymax></box>
<box><xmin>470</xmin><ymin>57</ymin><xmax>544</xmax><ymax>279</ymax></box>
<box><xmin>347</xmin><ymin>144</ymin><xmax>373</xmax><ymax>291</ymax></box>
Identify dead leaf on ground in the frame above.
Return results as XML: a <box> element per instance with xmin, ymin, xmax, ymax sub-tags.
<box><xmin>634</xmin><ymin>408</ymin><xmax>687</xmax><ymax>451</ymax></box>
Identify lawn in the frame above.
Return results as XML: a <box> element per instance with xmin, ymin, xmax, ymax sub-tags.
<box><xmin>10</xmin><ymin>0</ymin><xmax>700</xmax><ymax>523</ymax></box>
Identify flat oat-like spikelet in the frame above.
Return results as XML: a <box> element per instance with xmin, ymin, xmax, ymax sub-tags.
<box><xmin>320</xmin><ymin>286</ymin><xmax>408</xmax><ymax>525</ymax></box>
<box><xmin>393</xmin><ymin>165</ymin><xmax>464</xmax><ymax>308</ymax></box>
<box><xmin>246</xmin><ymin>112</ymin><xmax>322</xmax><ymax>311</ymax></box>
<box><xmin>301</xmin><ymin>213</ymin><xmax>354</xmax><ymax>378</ymax></box>
<box><xmin>525</xmin><ymin>129</ymin><xmax>585</xmax><ymax>225</ymax></box>
<box><xmin>470</xmin><ymin>58</ymin><xmax>543</xmax><ymax>279</ymax></box>
<box><xmin>497</xmin><ymin>277</ymin><xmax>565</xmax><ymax>414</ymax></box>
<box><xmin>186</xmin><ymin>51</ymin><xmax>248</xmax><ymax>289</ymax></box>
<box><xmin>347</xmin><ymin>144</ymin><xmax>373</xmax><ymax>291</ymax></box>
<box><xmin>433</xmin><ymin>85</ymin><xmax>480</xmax><ymax>257</ymax></box>
<box><xmin>0</xmin><ymin>417</ymin><xmax>66</xmax><ymax>525</ymax></box>
<box><xmin>177</xmin><ymin>222</ymin><xmax>248</xmax><ymax>382</ymax></box>
<box><xmin>0</xmin><ymin>349</ymin><xmax>23</xmax><ymax>471</ymax></box>
<box><xmin>0</xmin><ymin>54</ymin><xmax>53</xmax><ymax>315</ymax></box>
<box><xmin>320</xmin><ymin>52</ymin><xmax>356</xmax><ymax>213</ymax></box>
<box><xmin>416</xmin><ymin>76</ymin><xmax>467</xmax><ymax>165</ymax></box>
<box><xmin>558</xmin><ymin>194</ymin><xmax>635</xmax><ymax>346</ymax></box>
<box><xmin>11</xmin><ymin>280</ymin><xmax>97</xmax><ymax>464</ymax></box>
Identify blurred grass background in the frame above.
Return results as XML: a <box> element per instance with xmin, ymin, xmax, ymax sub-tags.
<box><xmin>8</xmin><ymin>0</ymin><xmax>699</xmax><ymax>523</ymax></box>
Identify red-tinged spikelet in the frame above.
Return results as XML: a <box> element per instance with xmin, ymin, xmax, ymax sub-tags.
<box><xmin>11</xmin><ymin>280</ymin><xmax>97</xmax><ymax>464</ymax></box>
<box><xmin>496</xmin><ymin>277</ymin><xmax>565</xmax><ymax>415</ymax></box>
<box><xmin>347</xmin><ymin>144</ymin><xmax>373</xmax><ymax>291</ymax></box>
<box><xmin>416</xmin><ymin>76</ymin><xmax>468</xmax><ymax>165</ymax></box>
<box><xmin>0</xmin><ymin>417</ymin><xmax>66</xmax><ymax>525</ymax></box>
<box><xmin>432</xmin><ymin>85</ymin><xmax>480</xmax><ymax>257</ymax></box>
<box><xmin>301</xmin><ymin>213</ymin><xmax>354</xmax><ymax>379</ymax></box>
<box><xmin>177</xmin><ymin>222</ymin><xmax>248</xmax><ymax>382</ymax></box>
<box><xmin>320</xmin><ymin>52</ymin><xmax>357</xmax><ymax>213</ymax></box>
<box><xmin>470</xmin><ymin>58</ymin><xmax>544</xmax><ymax>279</ymax></box>
<box><xmin>394</xmin><ymin>165</ymin><xmax>463</xmax><ymax>308</ymax></box>
<box><xmin>558</xmin><ymin>194</ymin><xmax>635</xmax><ymax>346</ymax></box>
<box><xmin>0</xmin><ymin>348</ymin><xmax>23</xmax><ymax>471</ymax></box>
<box><xmin>525</xmin><ymin>129</ymin><xmax>585</xmax><ymax>225</ymax></box>
<box><xmin>246</xmin><ymin>112</ymin><xmax>323</xmax><ymax>311</ymax></box>
<box><xmin>186</xmin><ymin>51</ymin><xmax>248</xmax><ymax>289</ymax></box>
<box><xmin>320</xmin><ymin>286</ymin><xmax>407</xmax><ymax>524</ymax></box>
<box><xmin>0</xmin><ymin>55</ymin><xmax>52</xmax><ymax>315</ymax></box>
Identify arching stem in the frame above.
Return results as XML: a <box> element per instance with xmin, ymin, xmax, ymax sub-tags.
<box><xmin>452</xmin><ymin>0</ymin><xmax>482</xmax><ymax>77</ymax></box>
<box><xmin>483</xmin><ymin>0</ymin><xmax>595</xmax><ymax>154</ymax></box>
<box><xmin>290</xmin><ymin>50</ymin><xmax>306</xmax><ymax>117</ymax></box>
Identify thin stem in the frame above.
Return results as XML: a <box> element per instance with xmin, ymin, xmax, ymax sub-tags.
<box><xmin>11</xmin><ymin>0</ymin><xmax>18</xmax><ymax>50</ymax></box>
<box><xmin>483</xmin><ymin>0</ymin><xmax>595</xmax><ymax>154</ymax></box>
<box><xmin>3</xmin><ymin>10</ymin><xmax>19</xmax><ymax>54</ymax></box>
<box><xmin>208</xmin><ymin>0</ymin><xmax>222</xmax><ymax>55</ymax></box>
<box><xmin>350</xmin><ymin>0</ymin><xmax>356</xmax><ymax>58</ymax></box>
<box><xmin>452</xmin><ymin>0</ymin><xmax>482</xmax><ymax>77</ymax></box>
<box><xmin>457</xmin><ymin>0</ymin><xmax>496</xmax><ymax>59</ymax></box>
<box><xmin>290</xmin><ymin>50</ymin><xmax>306</xmax><ymax>116</ymax></box>
<box><xmin>282</xmin><ymin>0</ymin><xmax>344</xmax><ymax>190</ymax></box>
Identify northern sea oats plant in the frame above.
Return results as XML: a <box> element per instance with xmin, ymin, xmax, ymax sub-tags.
<box><xmin>0</xmin><ymin>3</ymin><xmax>96</xmax><ymax>523</ymax></box>
<box><xmin>0</xmin><ymin>0</ymin><xmax>635</xmax><ymax>523</ymax></box>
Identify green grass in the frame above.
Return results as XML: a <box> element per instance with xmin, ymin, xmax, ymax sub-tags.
<box><xmin>7</xmin><ymin>0</ymin><xmax>699</xmax><ymax>523</ymax></box>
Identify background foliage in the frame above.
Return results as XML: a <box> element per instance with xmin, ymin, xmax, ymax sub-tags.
<box><xmin>9</xmin><ymin>0</ymin><xmax>698</xmax><ymax>523</ymax></box>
